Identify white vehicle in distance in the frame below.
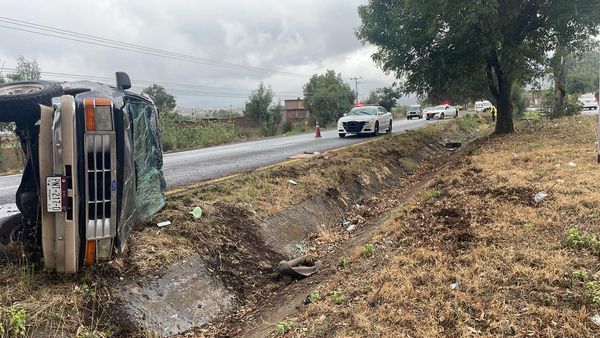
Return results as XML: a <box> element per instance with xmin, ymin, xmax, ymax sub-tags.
<box><xmin>406</xmin><ymin>105</ymin><xmax>423</xmax><ymax>119</ymax></box>
<box><xmin>425</xmin><ymin>104</ymin><xmax>458</xmax><ymax>120</ymax></box>
<box><xmin>474</xmin><ymin>100</ymin><xmax>493</xmax><ymax>113</ymax></box>
<box><xmin>337</xmin><ymin>105</ymin><xmax>393</xmax><ymax>138</ymax></box>
<box><xmin>578</xmin><ymin>93</ymin><xmax>598</xmax><ymax>111</ymax></box>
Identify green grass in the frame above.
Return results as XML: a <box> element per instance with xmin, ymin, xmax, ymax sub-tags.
<box><xmin>160</xmin><ymin>113</ymin><xmax>248</xmax><ymax>152</ymax></box>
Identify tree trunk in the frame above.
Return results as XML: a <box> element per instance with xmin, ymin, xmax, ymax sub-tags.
<box><xmin>494</xmin><ymin>69</ymin><xmax>514</xmax><ymax>134</ymax></box>
<box><xmin>551</xmin><ymin>44</ymin><xmax>567</xmax><ymax>118</ymax></box>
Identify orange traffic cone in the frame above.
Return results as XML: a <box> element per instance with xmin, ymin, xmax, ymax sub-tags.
<box><xmin>315</xmin><ymin>121</ymin><xmax>322</xmax><ymax>138</ymax></box>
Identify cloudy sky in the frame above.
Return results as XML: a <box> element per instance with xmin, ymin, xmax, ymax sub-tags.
<box><xmin>0</xmin><ymin>0</ymin><xmax>405</xmax><ymax>109</ymax></box>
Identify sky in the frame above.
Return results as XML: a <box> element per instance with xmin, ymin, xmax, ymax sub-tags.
<box><xmin>0</xmin><ymin>0</ymin><xmax>406</xmax><ymax>109</ymax></box>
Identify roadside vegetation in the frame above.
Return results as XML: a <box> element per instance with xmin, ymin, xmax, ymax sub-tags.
<box><xmin>0</xmin><ymin>115</ymin><xmax>487</xmax><ymax>337</ymax></box>
<box><xmin>271</xmin><ymin>115</ymin><xmax>600</xmax><ymax>337</ymax></box>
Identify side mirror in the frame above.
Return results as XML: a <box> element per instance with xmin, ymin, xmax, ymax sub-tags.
<box><xmin>116</xmin><ymin>72</ymin><xmax>132</xmax><ymax>91</ymax></box>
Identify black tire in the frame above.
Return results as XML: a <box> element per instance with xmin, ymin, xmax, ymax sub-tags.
<box><xmin>426</xmin><ymin>117</ymin><xmax>430</xmax><ymax>120</ymax></box>
<box><xmin>441</xmin><ymin>113</ymin><xmax>445</xmax><ymax>119</ymax></box>
<box><xmin>0</xmin><ymin>81</ymin><xmax>64</xmax><ymax>123</ymax></box>
<box><xmin>386</xmin><ymin>121</ymin><xmax>392</xmax><ymax>134</ymax></box>
<box><xmin>419</xmin><ymin>115</ymin><xmax>423</xmax><ymax>119</ymax></box>
<box><xmin>407</xmin><ymin>116</ymin><xmax>411</xmax><ymax>120</ymax></box>
<box><xmin>372</xmin><ymin>122</ymin><xmax>379</xmax><ymax>136</ymax></box>
<box><xmin>338</xmin><ymin>133</ymin><xmax>346</xmax><ymax>138</ymax></box>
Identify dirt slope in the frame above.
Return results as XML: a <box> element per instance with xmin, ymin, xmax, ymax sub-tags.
<box><xmin>253</xmin><ymin>116</ymin><xmax>600</xmax><ymax>337</ymax></box>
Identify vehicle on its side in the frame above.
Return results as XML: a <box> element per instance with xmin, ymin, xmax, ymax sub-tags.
<box><xmin>425</xmin><ymin>105</ymin><xmax>458</xmax><ymax>120</ymax></box>
<box><xmin>474</xmin><ymin>100</ymin><xmax>493</xmax><ymax>113</ymax></box>
<box><xmin>0</xmin><ymin>72</ymin><xmax>166</xmax><ymax>273</ymax></box>
<box><xmin>337</xmin><ymin>105</ymin><xmax>393</xmax><ymax>137</ymax></box>
<box><xmin>406</xmin><ymin>104</ymin><xmax>422</xmax><ymax>119</ymax></box>
<box><xmin>578</xmin><ymin>93</ymin><xmax>599</xmax><ymax>111</ymax></box>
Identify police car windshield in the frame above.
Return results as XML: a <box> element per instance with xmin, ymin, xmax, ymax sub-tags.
<box><xmin>348</xmin><ymin>107</ymin><xmax>378</xmax><ymax>116</ymax></box>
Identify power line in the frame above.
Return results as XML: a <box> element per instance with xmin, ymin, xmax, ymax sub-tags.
<box><xmin>0</xmin><ymin>16</ymin><xmax>307</xmax><ymax>77</ymax></box>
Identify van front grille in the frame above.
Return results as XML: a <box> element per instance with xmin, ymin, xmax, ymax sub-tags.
<box><xmin>84</xmin><ymin>133</ymin><xmax>117</xmax><ymax>240</ymax></box>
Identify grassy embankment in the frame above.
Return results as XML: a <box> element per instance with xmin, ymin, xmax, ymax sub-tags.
<box><xmin>0</xmin><ymin>114</ymin><xmax>488</xmax><ymax>337</ymax></box>
<box><xmin>273</xmin><ymin>115</ymin><xmax>600</xmax><ymax>337</ymax></box>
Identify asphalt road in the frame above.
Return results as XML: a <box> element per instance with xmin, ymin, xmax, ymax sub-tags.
<box><xmin>0</xmin><ymin>118</ymin><xmax>434</xmax><ymax>213</ymax></box>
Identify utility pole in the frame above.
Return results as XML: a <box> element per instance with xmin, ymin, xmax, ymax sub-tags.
<box><xmin>350</xmin><ymin>77</ymin><xmax>362</xmax><ymax>104</ymax></box>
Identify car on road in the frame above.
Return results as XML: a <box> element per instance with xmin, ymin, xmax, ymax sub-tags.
<box><xmin>0</xmin><ymin>72</ymin><xmax>166</xmax><ymax>273</ymax></box>
<box><xmin>406</xmin><ymin>105</ymin><xmax>423</xmax><ymax>119</ymax></box>
<box><xmin>578</xmin><ymin>93</ymin><xmax>599</xmax><ymax>111</ymax></box>
<box><xmin>337</xmin><ymin>105</ymin><xmax>393</xmax><ymax>137</ymax></box>
<box><xmin>425</xmin><ymin>105</ymin><xmax>458</xmax><ymax>120</ymax></box>
<box><xmin>475</xmin><ymin>100</ymin><xmax>493</xmax><ymax>113</ymax></box>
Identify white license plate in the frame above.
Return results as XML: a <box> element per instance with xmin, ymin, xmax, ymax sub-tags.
<box><xmin>46</xmin><ymin>176</ymin><xmax>67</xmax><ymax>213</ymax></box>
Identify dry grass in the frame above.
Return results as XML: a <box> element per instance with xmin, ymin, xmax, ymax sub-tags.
<box><xmin>278</xmin><ymin>116</ymin><xmax>600</xmax><ymax>337</ymax></box>
<box><xmin>0</xmin><ymin>116</ymin><xmax>486</xmax><ymax>337</ymax></box>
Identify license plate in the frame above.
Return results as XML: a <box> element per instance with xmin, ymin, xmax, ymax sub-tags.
<box><xmin>46</xmin><ymin>176</ymin><xmax>67</xmax><ymax>213</ymax></box>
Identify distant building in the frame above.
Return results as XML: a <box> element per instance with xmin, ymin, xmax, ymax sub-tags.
<box><xmin>283</xmin><ymin>98</ymin><xmax>309</xmax><ymax>123</ymax></box>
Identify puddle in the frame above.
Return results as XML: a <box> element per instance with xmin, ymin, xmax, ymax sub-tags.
<box><xmin>118</xmin><ymin>253</ymin><xmax>237</xmax><ymax>337</ymax></box>
<box><xmin>0</xmin><ymin>204</ymin><xmax>19</xmax><ymax>220</ymax></box>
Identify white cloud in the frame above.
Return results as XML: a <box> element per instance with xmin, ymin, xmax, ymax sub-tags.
<box><xmin>0</xmin><ymin>0</ymin><xmax>399</xmax><ymax>108</ymax></box>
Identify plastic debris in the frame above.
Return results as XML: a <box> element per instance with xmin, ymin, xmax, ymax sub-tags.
<box><xmin>568</xmin><ymin>162</ymin><xmax>577</xmax><ymax>168</ymax></box>
<box><xmin>534</xmin><ymin>192</ymin><xmax>548</xmax><ymax>203</ymax></box>
<box><xmin>190</xmin><ymin>207</ymin><xmax>203</xmax><ymax>219</ymax></box>
<box><xmin>591</xmin><ymin>315</ymin><xmax>600</xmax><ymax>327</ymax></box>
<box><xmin>556</xmin><ymin>179</ymin><xmax>565</xmax><ymax>184</ymax></box>
<box><xmin>157</xmin><ymin>221</ymin><xmax>172</xmax><ymax>228</ymax></box>
<box><xmin>346</xmin><ymin>224</ymin><xmax>357</xmax><ymax>232</ymax></box>
<box><xmin>450</xmin><ymin>282</ymin><xmax>460</xmax><ymax>290</ymax></box>
<box><xmin>287</xmin><ymin>179</ymin><xmax>298</xmax><ymax>185</ymax></box>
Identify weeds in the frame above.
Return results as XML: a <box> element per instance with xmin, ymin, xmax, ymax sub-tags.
<box><xmin>431</xmin><ymin>190</ymin><xmax>443</xmax><ymax>199</ymax></box>
<box><xmin>328</xmin><ymin>291</ymin><xmax>346</xmax><ymax>305</ymax></box>
<box><xmin>1</xmin><ymin>308</ymin><xmax>27</xmax><ymax>337</ymax></box>
<box><xmin>572</xmin><ymin>270</ymin><xmax>590</xmax><ymax>282</ymax></box>
<box><xmin>566</xmin><ymin>228</ymin><xmax>600</xmax><ymax>255</ymax></box>
<box><xmin>308</xmin><ymin>291</ymin><xmax>321</xmax><ymax>303</ymax></box>
<box><xmin>363</xmin><ymin>244</ymin><xmax>374</xmax><ymax>257</ymax></box>
<box><xmin>275</xmin><ymin>321</ymin><xmax>293</xmax><ymax>336</ymax></box>
<box><xmin>339</xmin><ymin>256</ymin><xmax>349</xmax><ymax>267</ymax></box>
<box><xmin>585</xmin><ymin>281</ymin><xmax>600</xmax><ymax>307</ymax></box>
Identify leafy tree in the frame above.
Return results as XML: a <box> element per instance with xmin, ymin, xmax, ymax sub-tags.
<box><xmin>7</xmin><ymin>56</ymin><xmax>40</xmax><ymax>81</ymax></box>
<box><xmin>546</xmin><ymin>2</ymin><xmax>600</xmax><ymax>118</ymax></box>
<box><xmin>365</xmin><ymin>86</ymin><xmax>401</xmax><ymax>111</ymax></box>
<box><xmin>142</xmin><ymin>84</ymin><xmax>177</xmax><ymax>112</ymax></box>
<box><xmin>261</xmin><ymin>100</ymin><xmax>284</xmax><ymax>136</ymax></box>
<box><xmin>357</xmin><ymin>0</ymin><xmax>600</xmax><ymax>134</ymax></box>
<box><xmin>244</xmin><ymin>82</ymin><xmax>274</xmax><ymax>124</ymax></box>
<box><xmin>565</xmin><ymin>48</ymin><xmax>600</xmax><ymax>95</ymax></box>
<box><xmin>303</xmin><ymin>70</ymin><xmax>355</xmax><ymax>125</ymax></box>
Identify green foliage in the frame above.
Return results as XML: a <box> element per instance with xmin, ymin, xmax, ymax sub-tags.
<box><xmin>328</xmin><ymin>291</ymin><xmax>347</xmax><ymax>305</ymax></box>
<box><xmin>585</xmin><ymin>281</ymin><xmax>600</xmax><ymax>307</ymax></box>
<box><xmin>142</xmin><ymin>84</ymin><xmax>177</xmax><ymax>112</ymax></box>
<box><xmin>275</xmin><ymin>321</ymin><xmax>292</xmax><ymax>336</ymax></box>
<box><xmin>511</xmin><ymin>85</ymin><xmax>527</xmax><ymax>119</ymax></box>
<box><xmin>362</xmin><ymin>243</ymin><xmax>374</xmax><ymax>257</ymax></box>
<box><xmin>303</xmin><ymin>70</ymin><xmax>355</xmax><ymax>126</ymax></box>
<box><xmin>566</xmin><ymin>228</ymin><xmax>600</xmax><ymax>255</ymax></box>
<box><xmin>244</xmin><ymin>82</ymin><xmax>274</xmax><ymax>124</ymax></box>
<box><xmin>159</xmin><ymin>111</ymin><xmax>244</xmax><ymax>151</ymax></box>
<box><xmin>365</xmin><ymin>86</ymin><xmax>402</xmax><ymax>111</ymax></box>
<box><xmin>260</xmin><ymin>101</ymin><xmax>283</xmax><ymax>137</ymax></box>
<box><xmin>7</xmin><ymin>56</ymin><xmax>40</xmax><ymax>81</ymax></box>
<box><xmin>566</xmin><ymin>48</ymin><xmax>600</xmax><ymax>95</ymax></box>
<box><xmin>282</xmin><ymin>121</ymin><xmax>293</xmax><ymax>134</ymax></box>
<box><xmin>338</xmin><ymin>256</ymin><xmax>349</xmax><ymax>267</ymax></box>
<box><xmin>431</xmin><ymin>190</ymin><xmax>443</xmax><ymax>199</ymax></box>
<box><xmin>458</xmin><ymin>114</ymin><xmax>478</xmax><ymax>132</ymax></box>
<box><xmin>357</xmin><ymin>0</ymin><xmax>600</xmax><ymax>134</ymax></box>
<box><xmin>2</xmin><ymin>308</ymin><xmax>27</xmax><ymax>337</ymax></box>
<box><xmin>308</xmin><ymin>290</ymin><xmax>321</xmax><ymax>303</ymax></box>
<box><xmin>572</xmin><ymin>270</ymin><xmax>590</xmax><ymax>282</ymax></box>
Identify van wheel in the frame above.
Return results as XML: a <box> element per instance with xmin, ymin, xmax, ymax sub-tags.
<box><xmin>0</xmin><ymin>81</ymin><xmax>64</xmax><ymax>123</ymax></box>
